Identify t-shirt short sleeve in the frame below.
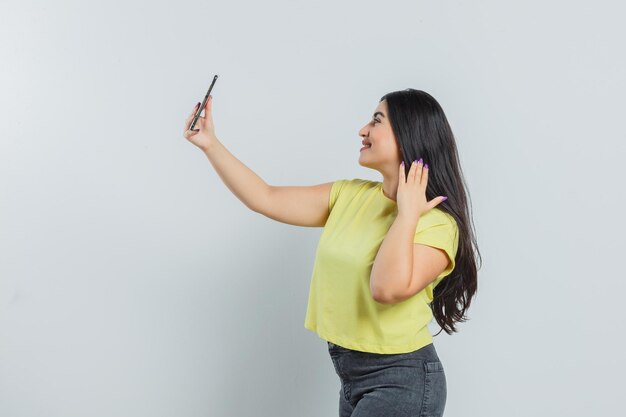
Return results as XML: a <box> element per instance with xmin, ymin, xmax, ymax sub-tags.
<box><xmin>329</xmin><ymin>179</ymin><xmax>349</xmax><ymax>212</ymax></box>
<box><xmin>413</xmin><ymin>210</ymin><xmax>459</xmax><ymax>280</ymax></box>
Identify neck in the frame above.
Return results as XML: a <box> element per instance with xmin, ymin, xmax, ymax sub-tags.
<box><xmin>381</xmin><ymin>172</ymin><xmax>399</xmax><ymax>202</ymax></box>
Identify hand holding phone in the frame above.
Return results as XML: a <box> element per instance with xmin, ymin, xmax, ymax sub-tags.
<box><xmin>184</xmin><ymin>75</ymin><xmax>219</xmax><ymax>152</ymax></box>
<box><xmin>190</xmin><ymin>75</ymin><xmax>218</xmax><ymax>131</ymax></box>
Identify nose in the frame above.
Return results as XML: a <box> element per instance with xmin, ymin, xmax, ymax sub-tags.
<box><xmin>358</xmin><ymin>123</ymin><xmax>369</xmax><ymax>138</ymax></box>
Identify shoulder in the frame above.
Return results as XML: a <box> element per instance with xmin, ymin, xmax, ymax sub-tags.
<box><xmin>416</xmin><ymin>208</ymin><xmax>458</xmax><ymax>237</ymax></box>
<box><xmin>331</xmin><ymin>178</ymin><xmax>377</xmax><ymax>193</ymax></box>
<box><xmin>414</xmin><ymin>208</ymin><xmax>460</xmax><ymax>271</ymax></box>
<box><xmin>334</xmin><ymin>177</ymin><xmax>376</xmax><ymax>186</ymax></box>
<box><xmin>430</xmin><ymin>208</ymin><xmax>457</xmax><ymax>227</ymax></box>
<box><xmin>329</xmin><ymin>178</ymin><xmax>378</xmax><ymax>211</ymax></box>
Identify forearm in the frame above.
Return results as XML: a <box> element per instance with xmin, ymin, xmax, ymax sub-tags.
<box><xmin>203</xmin><ymin>136</ymin><xmax>269</xmax><ymax>212</ymax></box>
<box><xmin>370</xmin><ymin>213</ymin><xmax>418</xmax><ymax>303</ymax></box>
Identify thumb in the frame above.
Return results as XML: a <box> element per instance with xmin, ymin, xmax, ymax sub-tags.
<box><xmin>431</xmin><ymin>196</ymin><xmax>448</xmax><ymax>209</ymax></box>
<box><xmin>205</xmin><ymin>95</ymin><xmax>213</xmax><ymax>114</ymax></box>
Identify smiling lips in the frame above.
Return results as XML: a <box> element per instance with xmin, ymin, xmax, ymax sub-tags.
<box><xmin>360</xmin><ymin>139</ymin><xmax>371</xmax><ymax>151</ymax></box>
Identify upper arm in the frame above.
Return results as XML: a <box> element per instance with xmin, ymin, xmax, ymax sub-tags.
<box><xmin>400</xmin><ymin>243</ymin><xmax>451</xmax><ymax>301</ymax></box>
<box><xmin>396</xmin><ymin>212</ymin><xmax>458</xmax><ymax>302</ymax></box>
<box><xmin>256</xmin><ymin>182</ymin><xmax>334</xmax><ymax>227</ymax></box>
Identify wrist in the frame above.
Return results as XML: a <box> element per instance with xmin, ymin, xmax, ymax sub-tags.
<box><xmin>396</xmin><ymin>211</ymin><xmax>419</xmax><ymax>228</ymax></box>
<box><xmin>202</xmin><ymin>136</ymin><xmax>219</xmax><ymax>155</ymax></box>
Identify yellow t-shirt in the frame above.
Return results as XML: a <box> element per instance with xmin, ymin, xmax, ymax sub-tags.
<box><xmin>304</xmin><ymin>178</ymin><xmax>459</xmax><ymax>354</ymax></box>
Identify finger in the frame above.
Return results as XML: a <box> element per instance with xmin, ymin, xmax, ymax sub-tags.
<box><xmin>185</xmin><ymin>103</ymin><xmax>202</xmax><ymax>130</ymax></box>
<box><xmin>399</xmin><ymin>160</ymin><xmax>406</xmax><ymax>184</ymax></box>
<box><xmin>422</xmin><ymin>162</ymin><xmax>429</xmax><ymax>186</ymax></box>
<box><xmin>184</xmin><ymin>128</ymin><xmax>199</xmax><ymax>138</ymax></box>
<box><xmin>417</xmin><ymin>159</ymin><xmax>424</xmax><ymax>184</ymax></box>
<box><xmin>185</xmin><ymin>104</ymin><xmax>198</xmax><ymax>126</ymax></box>
<box><xmin>188</xmin><ymin>102</ymin><xmax>200</xmax><ymax>118</ymax></box>
<box><xmin>432</xmin><ymin>195</ymin><xmax>447</xmax><ymax>209</ymax></box>
<box><xmin>204</xmin><ymin>95</ymin><xmax>212</xmax><ymax>116</ymax></box>
<box><xmin>195</xmin><ymin>101</ymin><xmax>205</xmax><ymax>120</ymax></box>
<box><xmin>413</xmin><ymin>158</ymin><xmax>424</xmax><ymax>184</ymax></box>
<box><xmin>410</xmin><ymin>159</ymin><xmax>418</xmax><ymax>183</ymax></box>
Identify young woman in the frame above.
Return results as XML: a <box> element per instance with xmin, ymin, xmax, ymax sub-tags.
<box><xmin>183</xmin><ymin>88</ymin><xmax>480</xmax><ymax>417</ymax></box>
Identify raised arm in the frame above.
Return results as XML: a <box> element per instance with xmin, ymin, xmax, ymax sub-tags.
<box><xmin>203</xmin><ymin>138</ymin><xmax>332</xmax><ymax>227</ymax></box>
<box><xmin>259</xmin><ymin>182</ymin><xmax>333</xmax><ymax>227</ymax></box>
<box><xmin>184</xmin><ymin>98</ymin><xmax>332</xmax><ymax>227</ymax></box>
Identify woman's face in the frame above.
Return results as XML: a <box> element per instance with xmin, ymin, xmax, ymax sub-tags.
<box><xmin>358</xmin><ymin>99</ymin><xmax>402</xmax><ymax>172</ymax></box>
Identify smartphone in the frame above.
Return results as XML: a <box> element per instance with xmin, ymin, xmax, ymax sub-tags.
<box><xmin>190</xmin><ymin>74</ymin><xmax>218</xmax><ymax>131</ymax></box>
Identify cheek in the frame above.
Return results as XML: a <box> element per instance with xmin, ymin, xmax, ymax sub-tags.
<box><xmin>380</xmin><ymin>139</ymin><xmax>398</xmax><ymax>153</ymax></box>
<box><xmin>382</xmin><ymin>140</ymin><xmax>401</xmax><ymax>160</ymax></box>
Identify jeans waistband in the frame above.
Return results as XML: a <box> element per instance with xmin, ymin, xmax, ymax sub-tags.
<box><xmin>327</xmin><ymin>340</ymin><xmax>439</xmax><ymax>358</ymax></box>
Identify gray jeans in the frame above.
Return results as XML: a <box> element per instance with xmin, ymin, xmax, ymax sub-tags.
<box><xmin>327</xmin><ymin>341</ymin><xmax>447</xmax><ymax>417</ymax></box>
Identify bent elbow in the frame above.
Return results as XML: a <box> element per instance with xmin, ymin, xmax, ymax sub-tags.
<box><xmin>371</xmin><ymin>288</ymin><xmax>393</xmax><ymax>305</ymax></box>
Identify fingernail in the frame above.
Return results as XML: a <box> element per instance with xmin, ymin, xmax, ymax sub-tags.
<box><xmin>418</xmin><ymin>158</ymin><xmax>423</xmax><ymax>165</ymax></box>
<box><xmin>413</xmin><ymin>159</ymin><xmax>417</xmax><ymax>164</ymax></box>
<box><xmin>442</xmin><ymin>196</ymin><xmax>448</xmax><ymax>201</ymax></box>
<box><xmin>424</xmin><ymin>163</ymin><xmax>428</xmax><ymax>169</ymax></box>
<box><xmin>401</xmin><ymin>161</ymin><xmax>404</xmax><ymax>166</ymax></box>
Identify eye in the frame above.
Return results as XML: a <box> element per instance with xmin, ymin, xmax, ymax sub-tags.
<box><xmin>372</xmin><ymin>118</ymin><xmax>380</xmax><ymax>125</ymax></box>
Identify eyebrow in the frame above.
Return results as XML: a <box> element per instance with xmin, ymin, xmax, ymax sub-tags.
<box><xmin>373</xmin><ymin>111</ymin><xmax>385</xmax><ymax>119</ymax></box>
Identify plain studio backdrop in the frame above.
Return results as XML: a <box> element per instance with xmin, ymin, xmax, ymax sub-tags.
<box><xmin>1</xmin><ymin>1</ymin><xmax>625</xmax><ymax>416</ymax></box>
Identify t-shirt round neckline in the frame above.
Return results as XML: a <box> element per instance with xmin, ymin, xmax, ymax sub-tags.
<box><xmin>377</xmin><ymin>182</ymin><xmax>397</xmax><ymax>204</ymax></box>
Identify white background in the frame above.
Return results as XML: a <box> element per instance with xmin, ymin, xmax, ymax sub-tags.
<box><xmin>1</xmin><ymin>1</ymin><xmax>625</xmax><ymax>416</ymax></box>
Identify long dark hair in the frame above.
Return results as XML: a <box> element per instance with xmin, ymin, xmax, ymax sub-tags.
<box><xmin>381</xmin><ymin>88</ymin><xmax>480</xmax><ymax>335</ymax></box>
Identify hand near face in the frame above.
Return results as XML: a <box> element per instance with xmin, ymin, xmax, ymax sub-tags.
<box><xmin>396</xmin><ymin>159</ymin><xmax>447</xmax><ymax>221</ymax></box>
